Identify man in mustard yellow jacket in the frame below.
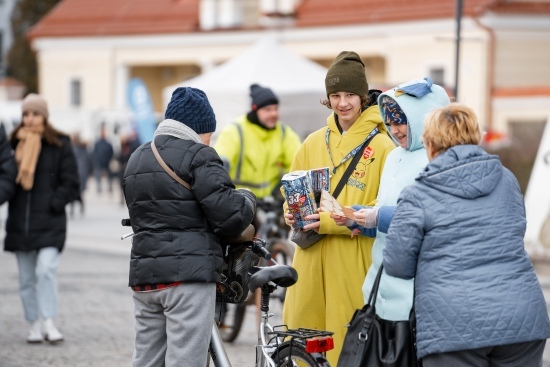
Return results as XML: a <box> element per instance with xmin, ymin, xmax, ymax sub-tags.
<box><xmin>283</xmin><ymin>51</ymin><xmax>396</xmax><ymax>365</ymax></box>
<box><xmin>214</xmin><ymin>84</ymin><xmax>301</xmax><ymax>200</ymax></box>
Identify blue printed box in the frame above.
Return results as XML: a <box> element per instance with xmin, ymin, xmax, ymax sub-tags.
<box><xmin>282</xmin><ymin>170</ymin><xmax>318</xmax><ymax>230</ymax></box>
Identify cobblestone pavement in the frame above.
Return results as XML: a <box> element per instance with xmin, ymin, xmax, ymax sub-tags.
<box><xmin>0</xmin><ymin>183</ymin><xmax>549</xmax><ymax>366</ymax></box>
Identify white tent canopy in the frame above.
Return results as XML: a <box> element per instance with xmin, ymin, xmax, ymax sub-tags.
<box><xmin>524</xmin><ymin>116</ymin><xmax>550</xmax><ymax>256</ymax></box>
<box><xmin>163</xmin><ymin>36</ymin><xmax>330</xmax><ymax>139</ymax></box>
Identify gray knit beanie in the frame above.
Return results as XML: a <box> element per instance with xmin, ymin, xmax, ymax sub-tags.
<box><xmin>22</xmin><ymin>93</ymin><xmax>49</xmax><ymax>119</ymax></box>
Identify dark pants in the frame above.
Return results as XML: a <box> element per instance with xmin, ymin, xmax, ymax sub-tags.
<box><xmin>422</xmin><ymin>339</ymin><xmax>546</xmax><ymax>367</ymax></box>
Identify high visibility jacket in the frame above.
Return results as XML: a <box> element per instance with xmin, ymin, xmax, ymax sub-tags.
<box><xmin>214</xmin><ymin>116</ymin><xmax>301</xmax><ymax>199</ymax></box>
<box><xmin>282</xmin><ymin>105</ymin><xmax>396</xmax><ymax>366</ymax></box>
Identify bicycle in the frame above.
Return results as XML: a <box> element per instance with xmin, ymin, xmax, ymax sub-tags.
<box><xmin>209</xmin><ymin>238</ymin><xmax>333</xmax><ymax>367</ymax></box>
<box><xmin>121</xmin><ymin>220</ymin><xmax>334</xmax><ymax>367</ymax></box>
<box><xmin>218</xmin><ymin>196</ymin><xmax>296</xmax><ymax>343</ymax></box>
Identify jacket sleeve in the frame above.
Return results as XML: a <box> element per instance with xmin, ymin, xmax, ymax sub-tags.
<box><xmin>213</xmin><ymin>124</ymin><xmax>240</xmax><ymax>177</ymax></box>
<box><xmin>0</xmin><ymin>129</ymin><xmax>16</xmax><ymax>204</ymax></box>
<box><xmin>383</xmin><ymin>186</ymin><xmax>424</xmax><ymax>280</ymax></box>
<box><xmin>50</xmin><ymin>138</ymin><xmax>80</xmax><ymax>213</ymax></box>
<box><xmin>377</xmin><ymin>206</ymin><xmax>396</xmax><ymax>233</ymax></box>
<box><xmin>191</xmin><ymin>146</ymin><xmax>255</xmax><ymax>238</ymax></box>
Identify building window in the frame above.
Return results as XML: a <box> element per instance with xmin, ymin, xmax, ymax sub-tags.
<box><xmin>70</xmin><ymin>78</ymin><xmax>81</xmax><ymax>107</ymax></box>
<box><xmin>429</xmin><ymin>67</ymin><xmax>445</xmax><ymax>86</ymax></box>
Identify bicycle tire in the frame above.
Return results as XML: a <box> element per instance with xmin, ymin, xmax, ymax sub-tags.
<box><xmin>270</xmin><ymin>340</ymin><xmax>328</xmax><ymax>367</ymax></box>
<box><xmin>219</xmin><ymin>303</ymin><xmax>247</xmax><ymax>343</ymax></box>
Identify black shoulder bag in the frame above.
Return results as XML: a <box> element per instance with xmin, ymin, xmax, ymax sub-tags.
<box><xmin>291</xmin><ymin>130</ymin><xmax>378</xmax><ymax>249</ymax></box>
<box><xmin>337</xmin><ymin>265</ymin><xmax>420</xmax><ymax>367</ymax></box>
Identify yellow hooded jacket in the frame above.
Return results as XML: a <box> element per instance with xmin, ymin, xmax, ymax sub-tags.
<box><xmin>214</xmin><ymin>116</ymin><xmax>301</xmax><ymax>199</ymax></box>
<box><xmin>282</xmin><ymin>105</ymin><xmax>396</xmax><ymax>365</ymax></box>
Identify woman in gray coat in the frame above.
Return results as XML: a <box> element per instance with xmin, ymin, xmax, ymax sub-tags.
<box><xmin>383</xmin><ymin>103</ymin><xmax>550</xmax><ymax>366</ymax></box>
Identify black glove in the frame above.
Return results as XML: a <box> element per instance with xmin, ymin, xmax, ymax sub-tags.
<box><xmin>237</xmin><ymin>188</ymin><xmax>256</xmax><ymax>213</ymax></box>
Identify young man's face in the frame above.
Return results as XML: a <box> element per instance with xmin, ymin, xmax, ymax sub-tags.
<box><xmin>256</xmin><ymin>104</ymin><xmax>279</xmax><ymax>129</ymax></box>
<box><xmin>387</xmin><ymin>122</ymin><xmax>408</xmax><ymax>148</ymax></box>
<box><xmin>328</xmin><ymin>92</ymin><xmax>362</xmax><ymax>127</ymax></box>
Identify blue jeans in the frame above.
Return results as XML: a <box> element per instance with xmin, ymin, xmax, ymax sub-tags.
<box><xmin>16</xmin><ymin>247</ymin><xmax>61</xmax><ymax>322</ymax></box>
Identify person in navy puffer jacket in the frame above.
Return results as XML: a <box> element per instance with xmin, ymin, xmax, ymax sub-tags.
<box><xmin>123</xmin><ymin>87</ymin><xmax>256</xmax><ymax>367</ymax></box>
<box><xmin>383</xmin><ymin>103</ymin><xmax>550</xmax><ymax>366</ymax></box>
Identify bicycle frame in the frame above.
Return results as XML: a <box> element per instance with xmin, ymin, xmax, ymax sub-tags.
<box><xmin>209</xmin><ymin>285</ymin><xmax>284</xmax><ymax>367</ymax></box>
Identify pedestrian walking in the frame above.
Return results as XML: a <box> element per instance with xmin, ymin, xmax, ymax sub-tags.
<box><xmin>4</xmin><ymin>93</ymin><xmax>79</xmax><ymax>344</ymax></box>
<box><xmin>93</xmin><ymin>124</ymin><xmax>114</xmax><ymax>194</ymax></box>
<box><xmin>70</xmin><ymin>132</ymin><xmax>91</xmax><ymax>215</ymax></box>
<box><xmin>0</xmin><ymin>125</ymin><xmax>16</xmax><ymax>205</ymax></box>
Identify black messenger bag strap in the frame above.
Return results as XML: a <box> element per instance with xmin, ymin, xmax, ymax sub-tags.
<box><xmin>332</xmin><ymin>131</ymin><xmax>379</xmax><ymax>199</ymax></box>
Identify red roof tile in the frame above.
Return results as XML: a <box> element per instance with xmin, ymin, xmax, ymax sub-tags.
<box><xmin>28</xmin><ymin>0</ymin><xmax>550</xmax><ymax>39</ymax></box>
<box><xmin>29</xmin><ymin>0</ymin><xmax>198</xmax><ymax>39</ymax></box>
<box><xmin>294</xmin><ymin>0</ymin><xmax>550</xmax><ymax>27</ymax></box>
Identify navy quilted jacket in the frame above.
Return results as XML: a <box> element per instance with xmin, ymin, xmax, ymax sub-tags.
<box><xmin>383</xmin><ymin>144</ymin><xmax>550</xmax><ymax>359</ymax></box>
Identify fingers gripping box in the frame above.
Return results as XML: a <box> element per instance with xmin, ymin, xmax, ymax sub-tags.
<box><xmin>282</xmin><ymin>171</ymin><xmax>318</xmax><ymax>230</ymax></box>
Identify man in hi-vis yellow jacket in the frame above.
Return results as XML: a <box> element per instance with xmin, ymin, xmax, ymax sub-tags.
<box><xmin>283</xmin><ymin>51</ymin><xmax>396</xmax><ymax>366</ymax></box>
<box><xmin>214</xmin><ymin>84</ymin><xmax>301</xmax><ymax>200</ymax></box>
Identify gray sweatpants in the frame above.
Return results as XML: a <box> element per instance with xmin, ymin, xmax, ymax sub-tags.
<box><xmin>132</xmin><ymin>283</ymin><xmax>216</xmax><ymax>367</ymax></box>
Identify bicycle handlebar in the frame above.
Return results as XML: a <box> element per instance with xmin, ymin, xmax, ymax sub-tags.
<box><xmin>250</xmin><ymin>238</ymin><xmax>272</xmax><ymax>261</ymax></box>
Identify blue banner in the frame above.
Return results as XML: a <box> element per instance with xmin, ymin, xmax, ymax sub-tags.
<box><xmin>127</xmin><ymin>78</ymin><xmax>156</xmax><ymax>144</ymax></box>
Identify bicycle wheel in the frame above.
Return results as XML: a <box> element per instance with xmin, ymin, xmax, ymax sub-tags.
<box><xmin>270</xmin><ymin>341</ymin><xmax>328</xmax><ymax>367</ymax></box>
<box><xmin>218</xmin><ymin>303</ymin><xmax>247</xmax><ymax>343</ymax></box>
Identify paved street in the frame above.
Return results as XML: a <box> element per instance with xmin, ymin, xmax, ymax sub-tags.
<box><xmin>0</xmin><ymin>181</ymin><xmax>549</xmax><ymax>366</ymax></box>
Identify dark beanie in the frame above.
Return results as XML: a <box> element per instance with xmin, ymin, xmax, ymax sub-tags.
<box><xmin>325</xmin><ymin>51</ymin><xmax>369</xmax><ymax>97</ymax></box>
<box><xmin>165</xmin><ymin>87</ymin><xmax>216</xmax><ymax>134</ymax></box>
<box><xmin>250</xmin><ymin>84</ymin><xmax>279</xmax><ymax>110</ymax></box>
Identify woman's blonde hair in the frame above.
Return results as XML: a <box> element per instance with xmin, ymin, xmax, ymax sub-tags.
<box><xmin>423</xmin><ymin>103</ymin><xmax>482</xmax><ymax>155</ymax></box>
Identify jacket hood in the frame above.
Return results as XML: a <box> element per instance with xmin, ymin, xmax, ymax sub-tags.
<box><xmin>417</xmin><ymin>145</ymin><xmax>503</xmax><ymax>199</ymax></box>
<box><xmin>327</xmin><ymin>103</ymin><xmax>387</xmax><ymax>136</ymax></box>
<box><xmin>378</xmin><ymin>77</ymin><xmax>450</xmax><ymax>152</ymax></box>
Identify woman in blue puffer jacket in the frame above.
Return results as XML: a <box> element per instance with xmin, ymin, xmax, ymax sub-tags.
<box><xmin>383</xmin><ymin>103</ymin><xmax>550</xmax><ymax>366</ymax></box>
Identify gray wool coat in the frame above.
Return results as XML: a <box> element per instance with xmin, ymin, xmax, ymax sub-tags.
<box><xmin>383</xmin><ymin>144</ymin><xmax>550</xmax><ymax>359</ymax></box>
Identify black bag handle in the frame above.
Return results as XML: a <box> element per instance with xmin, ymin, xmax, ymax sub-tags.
<box><xmin>332</xmin><ymin>131</ymin><xmax>378</xmax><ymax>199</ymax></box>
<box><xmin>352</xmin><ymin>265</ymin><xmax>384</xmax><ymax>367</ymax></box>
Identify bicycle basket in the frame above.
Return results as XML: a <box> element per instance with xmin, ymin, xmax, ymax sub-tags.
<box><xmin>216</xmin><ymin>240</ymin><xmax>261</xmax><ymax>304</ymax></box>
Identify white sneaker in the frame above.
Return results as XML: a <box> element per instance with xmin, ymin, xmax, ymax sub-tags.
<box><xmin>26</xmin><ymin>320</ymin><xmax>43</xmax><ymax>343</ymax></box>
<box><xmin>43</xmin><ymin>318</ymin><xmax>64</xmax><ymax>344</ymax></box>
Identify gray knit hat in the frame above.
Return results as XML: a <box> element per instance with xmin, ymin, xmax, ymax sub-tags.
<box><xmin>325</xmin><ymin>51</ymin><xmax>369</xmax><ymax>97</ymax></box>
<box><xmin>22</xmin><ymin>93</ymin><xmax>49</xmax><ymax>119</ymax></box>
<box><xmin>165</xmin><ymin>87</ymin><xmax>216</xmax><ymax>134</ymax></box>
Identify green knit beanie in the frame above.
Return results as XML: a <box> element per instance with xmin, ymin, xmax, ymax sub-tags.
<box><xmin>325</xmin><ymin>51</ymin><xmax>369</xmax><ymax>97</ymax></box>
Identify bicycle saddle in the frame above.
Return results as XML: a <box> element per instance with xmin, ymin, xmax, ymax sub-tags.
<box><xmin>248</xmin><ymin>265</ymin><xmax>298</xmax><ymax>292</ymax></box>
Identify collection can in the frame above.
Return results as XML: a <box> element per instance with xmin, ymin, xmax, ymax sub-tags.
<box><xmin>281</xmin><ymin>171</ymin><xmax>318</xmax><ymax>230</ymax></box>
<box><xmin>308</xmin><ymin>167</ymin><xmax>330</xmax><ymax>193</ymax></box>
